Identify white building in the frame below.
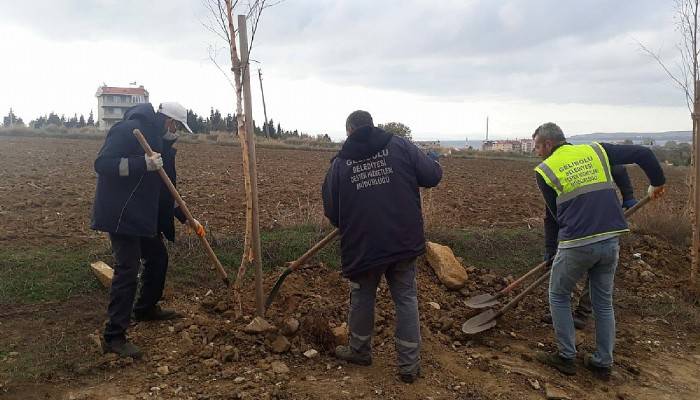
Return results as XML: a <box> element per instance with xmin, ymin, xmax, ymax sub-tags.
<box><xmin>95</xmin><ymin>85</ymin><xmax>149</xmax><ymax>129</ymax></box>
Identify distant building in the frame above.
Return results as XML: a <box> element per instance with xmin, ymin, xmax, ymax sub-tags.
<box><xmin>95</xmin><ymin>85</ymin><xmax>149</xmax><ymax>129</ymax></box>
<box><xmin>481</xmin><ymin>138</ymin><xmax>534</xmax><ymax>153</ymax></box>
<box><xmin>520</xmin><ymin>138</ymin><xmax>534</xmax><ymax>153</ymax></box>
<box><xmin>483</xmin><ymin>139</ymin><xmax>521</xmax><ymax>152</ymax></box>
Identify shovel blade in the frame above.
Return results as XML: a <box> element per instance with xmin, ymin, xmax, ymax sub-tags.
<box><xmin>264</xmin><ymin>267</ymin><xmax>293</xmax><ymax>312</ymax></box>
<box><xmin>461</xmin><ymin>309</ymin><xmax>499</xmax><ymax>335</ymax></box>
<box><xmin>464</xmin><ymin>293</ymin><xmax>501</xmax><ymax>309</ymax></box>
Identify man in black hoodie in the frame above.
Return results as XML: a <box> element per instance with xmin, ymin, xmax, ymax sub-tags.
<box><xmin>91</xmin><ymin>102</ymin><xmax>203</xmax><ymax>359</ymax></box>
<box><xmin>322</xmin><ymin>110</ymin><xmax>442</xmax><ymax>383</ymax></box>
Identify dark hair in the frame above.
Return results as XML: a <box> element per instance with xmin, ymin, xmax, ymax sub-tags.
<box><xmin>532</xmin><ymin>122</ymin><xmax>566</xmax><ymax>143</ymax></box>
<box><xmin>346</xmin><ymin>110</ymin><xmax>374</xmax><ymax>133</ymax></box>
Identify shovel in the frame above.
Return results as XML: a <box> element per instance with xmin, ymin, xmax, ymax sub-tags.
<box><xmin>462</xmin><ymin>269</ymin><xmax>551</xmax><ymax>334</ymax></box>
<box><xmin>465</xmin><ymin>260</ymin><xmax>548</xmax><ymax>309</ymax></box>
<box><xmin>133</xmin><ymin>129</ymin><xmax>230</xmax><ymax>287</ymax></box>
<box><xmin>264</xmin><ymin>228</ymin><xmax>340</xmax><ymax>311</ymax></box>
<box><xmin>461</xmin><ymin>194</ymin><xmax>651</xmax><ymax>334</ymax></box>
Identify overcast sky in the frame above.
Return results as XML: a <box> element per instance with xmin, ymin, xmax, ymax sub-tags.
<box><xmin>0</xmin><ymin>0</ymin><xmax>693</xmax><ymax>140</ymax></box>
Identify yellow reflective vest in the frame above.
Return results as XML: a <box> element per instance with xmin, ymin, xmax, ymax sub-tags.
<box><xmin>535</xmin><ymin>143</ymin><xmax>628</xmax><ymax>247</ymax></box>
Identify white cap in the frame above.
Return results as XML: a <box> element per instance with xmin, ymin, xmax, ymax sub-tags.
<box><xmin>158</xmin><ymin>102</ymin><xmax>193</xmax><ymax>133</ymax></box>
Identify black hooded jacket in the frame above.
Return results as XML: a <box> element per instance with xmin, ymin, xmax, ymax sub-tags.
<box><xmin>91</xmin><ymin>103</ymin><xmax>185</xmax><ymax>241</ymax></box>
<box><xmin>322</xmin><ymin>126</ymin><xmax>443</xmax><ymax>278</ymax></box>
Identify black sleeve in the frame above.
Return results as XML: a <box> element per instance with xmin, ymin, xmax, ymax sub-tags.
<box><xmin>611</xmin><ymin>165</ymin><xmax>635</xmax><ymax>202</ymax></box>
<box><xmin>322</xmin><ymin>159</ymin><xmax>340</xmax><ymax>227</ymax></box>
<box><xmin>174</xmin><ymin>205</ymin><xmax>187</xmax><ymax>224</ymax></box>
<box><xmin>406</xmin><ymin>141</ymin><xmax>443</xmax><ymax>188</ymax></box>
<box><xmin>601</xmin><ymin>143</ymin><xmax>665</xmax><ymax>187</ymax></box>
<box><xmin>536</xmin><ymin>173</ymin><xmax>559</xmax><ymax>259</ymax></box>
<box><xmin>94</xmin><ymin>129</ymin><xmax>148</xmax><ymax>177</ymax></box>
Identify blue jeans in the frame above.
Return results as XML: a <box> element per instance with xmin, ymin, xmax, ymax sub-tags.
<box><xmin>348</xmin><ymin>258</ymin><xmax>420</xmax><ymax>375</ymax></box>
<box><xmin>549</xmin><ymin>237</ymin><xmax>619</xmax><ymax>367</ymax></box>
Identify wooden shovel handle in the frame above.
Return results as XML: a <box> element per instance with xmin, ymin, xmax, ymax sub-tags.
<box><xmin>287</xmin><ymin>228</ymin><xmax>339</xmax><ymax>271</ymax></box>
<box><xmin>133</xmin><ymin>129</ymin><xmax>229</xmax><ymax>286</ymax></box>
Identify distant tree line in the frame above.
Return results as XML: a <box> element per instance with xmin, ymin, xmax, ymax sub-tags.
<box><xmin>186</xmin><ymin>108</ymin><xmax>331</xmax><ymax>142</ymax></box>
<box><xmin>2</xmin><ymin>107</ymin><xmax>331</xmax><ymax>142</ymax></box>
<box><xmin>650</xmin><ymin>141</ymin><xmax>692</xmax><ymax>166</ymax></box>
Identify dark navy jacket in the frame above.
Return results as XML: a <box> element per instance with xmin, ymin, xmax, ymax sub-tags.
<box><xmin>538</xmin><ymin>142</ymin><xmax>665</xmax><ymax>258</ymax></box>
<box><xmin>91</xmin><ymin>103</ymin><xmax>185</xmax><ymax>241</ymax></box>
<box><xmin>322</xmin><ymin>126</ymin><xmax>443</xmax><ymax>278</ymax></box>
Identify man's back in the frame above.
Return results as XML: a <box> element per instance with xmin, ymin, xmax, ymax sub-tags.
<box><xmin>322</xmin><ymin>126</ymin><xmax>442</xmax><ymax>278</ymax></box>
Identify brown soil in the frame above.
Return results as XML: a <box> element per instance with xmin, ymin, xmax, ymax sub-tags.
<box><xmin>1</xmin><ymin>136</ymin><xmax>698</xmax><ymax>399</ymax></box>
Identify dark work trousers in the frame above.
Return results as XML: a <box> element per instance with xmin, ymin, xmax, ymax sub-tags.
<box><xmin>348</xmin><ymin>258</ymin><xmax>421</xmax><ymax>375</ymax></box>
<box><xmin>103</xmin><ymin>233</ymin><xmax>169</xmax><ymax>342</ymax></box>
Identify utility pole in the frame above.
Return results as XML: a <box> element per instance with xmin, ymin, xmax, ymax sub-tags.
<box><xmin>258</xmin><ymin>68</ymin><xmax>269</xmax><ymax>137</ymax></box>
<box><xmin>486</xmin><ymin>116</ymin><xmax>489</xmax><ymax>141</ymax></box>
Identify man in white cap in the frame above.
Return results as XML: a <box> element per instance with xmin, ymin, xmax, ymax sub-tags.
<box><xmin>91</xmin><ymin>102</ymin><xmax>202</xmax><ymax>358</ymax></box>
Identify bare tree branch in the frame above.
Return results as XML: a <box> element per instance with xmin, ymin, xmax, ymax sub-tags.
<box><xmin>638</xmin><ymin>40</ymin><xmax>693</xmax><ymax>111</ymax></box>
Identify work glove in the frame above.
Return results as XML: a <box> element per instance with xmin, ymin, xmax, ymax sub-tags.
<box><xmin>186</xmin><ymin>218</ymin><xmax>206</xmax><ymax>238</ymax></box>
<box><xmin>544</xmin><ymin>251</ymin><xmax>556</xmax><ymax>268</ymax></box>
<box><xmin>647</xmin><ymin>185</ymin><xmax>666</xmax><ymax>200</ymax></box>
<box><xmin>145</xmin><ymin>153</ymin><xmax>163</xmax><ymax>171</ymax></box>
<box><xmin>621</xmin><ymin>198</ymin><xmax>638</xmax><ymax>210</ymax></box>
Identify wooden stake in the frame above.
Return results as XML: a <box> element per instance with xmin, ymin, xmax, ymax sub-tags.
<box><xmin>692</xmin><ymin>80</ymin><xmax>700</xmax><ymax>286</ymax></box>
<box><xmin>239</xmin><ymin>14</ymin><xmax>265</xmax><ymax>316</ymax></box>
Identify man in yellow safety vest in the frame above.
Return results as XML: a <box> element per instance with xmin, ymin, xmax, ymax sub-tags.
<box><xmin>532</xmin><ymin>122</ymin><xmax>665</xmax><ymax>380</ymax></box>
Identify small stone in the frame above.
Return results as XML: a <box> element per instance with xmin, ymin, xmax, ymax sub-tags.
<box><xmin>243</xmin><ymin>316</ymin><xmax>276</xmax><ymax>334</ymax></box>
<box><xmin>304</xmin><ymin>349</ymin><xmax>319</xmax><ymax>359</ymax></box>
<box><xmin>280</xmin><ymin>317</ymin><xmax>300</xmax><ymax>336</ymax></box>
<box><xmin>332</xmin><ymin>323</ymin><xmax>349</xmax><ymax>345</ymax></box>
<box><xmin>639</xmin><ymin>270</ymin><xmax>655</xmax><ymax>282</ymax></box>
<box><xmin>305</xmin><ymin>375</ymin><xmax>317</xmax><ymax>381</ymax></box>
<box><xmin>270</xmin><ymin>335</ymin><xmax>291</xmax><ymax>353</ymax></box>
<box><xmin>428</xmin><ymin>302</ymin><xmax>441</xmax><ymax>310</ymax></box>
<box><xmin>270</xmin><ymin>361</ymin><xmax>289</xmax><ymax>374</ymax></box>
<box><xmin>199</xmin><ymin>346</ymin><xmax>214</xmax><ymax>359</ymax></box>
<box><xmin>8</xmin><ymin>352</ymin><xmax>19</xmax><ymax>357</ymax></box>
<box><xmin>234</xmin><ymin>377</ymin><xmax>246</xmax><ymax>384</ymax></box>
<box><xmin>157</xmin><ymin>365</ymin><xmax>170</xmax><ymax>375</ymax></box>
<box><xmin>214</xmin><ymin>301</ymin><xmax>229</xmax><ymax>313</ymax></box>
<box><xmin>201</xmin><ymin>296</ymin><xmax>217</xmax><ymax>309</ymax></box>
<box><xmin>202</xmin><ymin>358</ymin><xmax>220</xmax><ymax>368</ymax></box>
<box><xmin>222</xmin><ymin>345</ymin><xmax>239</xmax><ymax>362</ymax></box>
<box><xmin>545</xmin><ymin>384</ymin><xmax>571</xmax><ymax>400</ymax></box>
<box><xmin>528</xmin><ymin>379</ymin><xmax>540</xmax><ymax>390</ymax></box>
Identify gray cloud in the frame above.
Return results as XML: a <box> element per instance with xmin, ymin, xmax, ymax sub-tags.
<box><xmin>3</xmin><ymin>0</ymin><xmax>689</xmax><ymax>107</ymax></box>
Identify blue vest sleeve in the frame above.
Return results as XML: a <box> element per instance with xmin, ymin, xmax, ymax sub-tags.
<box><xmin>601</xmin><ymin>143</ymin><xmax>666</xmax><ymax>187</ymax></box>
<box><xmin>536</xmin><ymin>173</ymin><xmax>559</xmax><ymax>258</ymax></box>
<box><xmin>611</xmin><ymin>165</ymin><xmax>635</xmax><ymax>202</ymax></box>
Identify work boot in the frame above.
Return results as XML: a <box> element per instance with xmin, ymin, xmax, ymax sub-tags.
<box><xmin>399</xmin><ymin>366</ymin><xmax>421</xmax><ymax>384</ymax></box>
<box><xmin>583</xmin><ymin>354</ymin><xmax>611</xmax><ymax>381</ymax></box>
<box><xmin>133</xmin><ymin>305</ymin><xmax>182</xmax><ymax>322</ymax></box>
<box><xmin>102</xmin><ymin>337</ymin><xmax>142</xmax><ymax>359</ymax></box>
<box><xmin>541</xmin><ymin>313</ymin><xmax>586</xmax><ymax>330</ymax></box>
<box><xmin>334</xmin><ymin>345</ymin><xmax>372</xmax><ymax>366</ymax></box>
<box><xmin>535</xmin><ymin>351</ymin><xmax>576</xmax><ymax>376</ymax></box>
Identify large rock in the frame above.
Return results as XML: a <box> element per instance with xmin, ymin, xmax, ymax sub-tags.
<box><xmin>425</xmin><ymin>242</ymin><xmax>468</xmax><ymax>289</ymax></box>
<box><xmin>90</xmin><ymin>261</ymin><xmax>114</xmax><ymax>288</ymax></box>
